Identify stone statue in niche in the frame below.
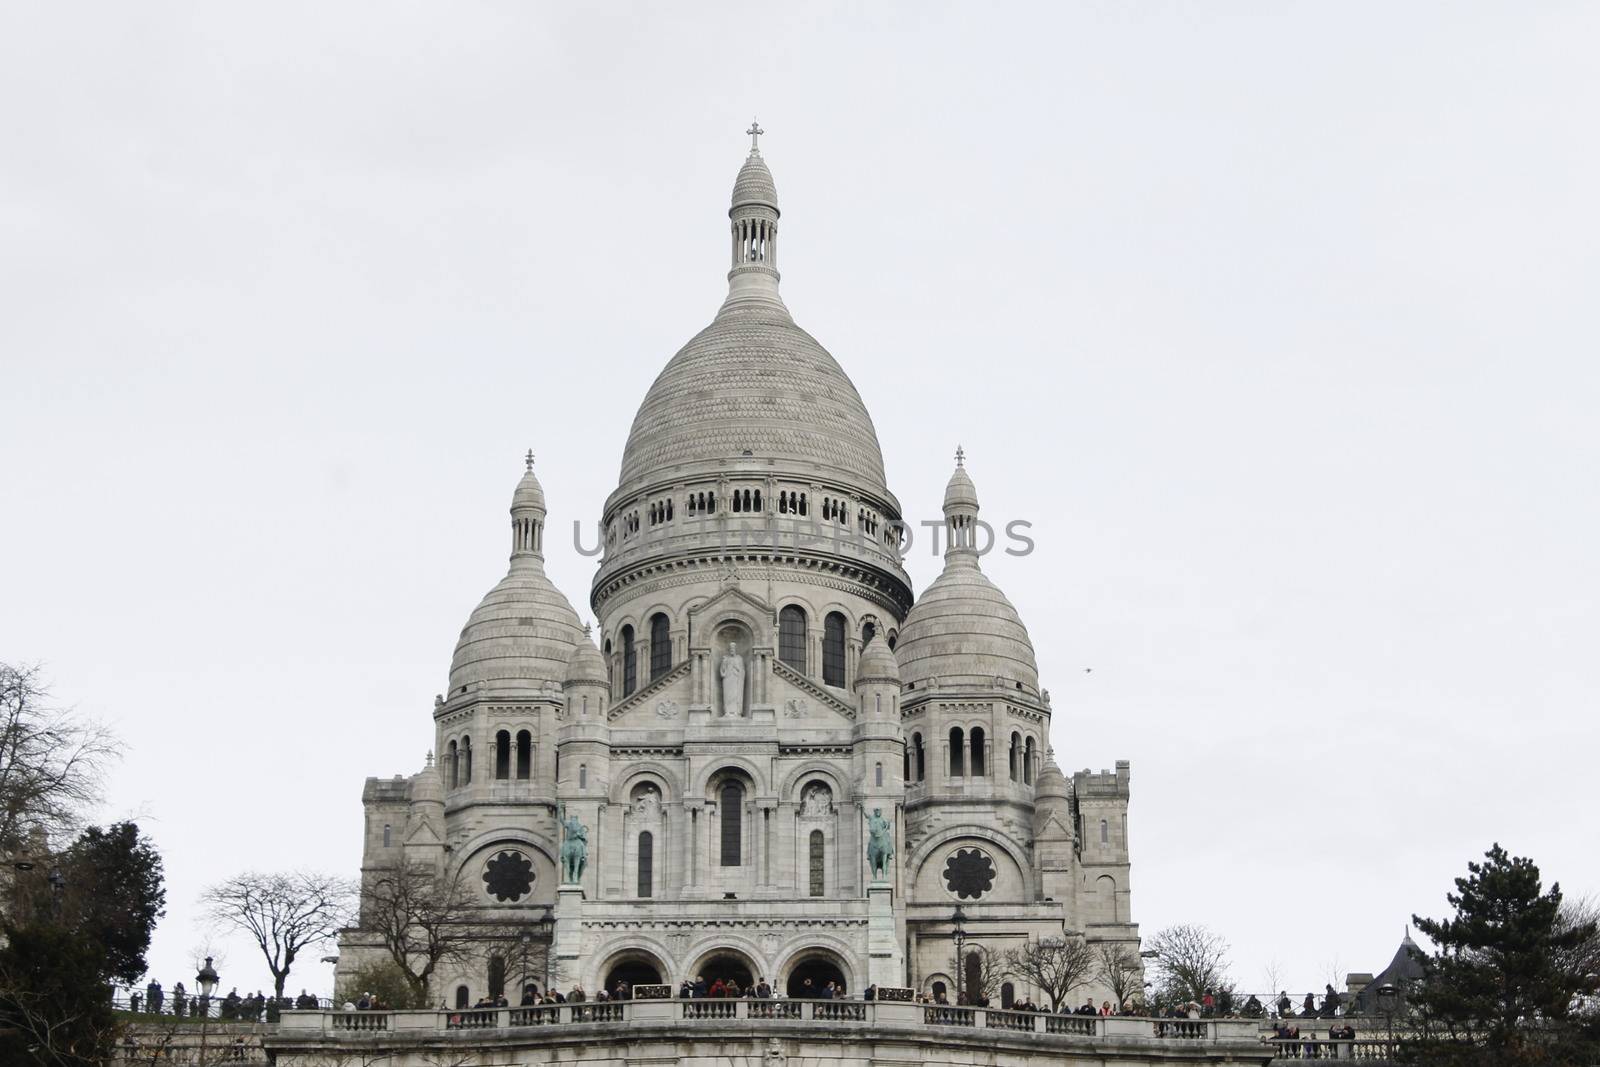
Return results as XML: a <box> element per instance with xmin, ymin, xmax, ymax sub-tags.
<box><xmin>800</xmin><ymin>784</ymin><xmax>832</xmax><ymax>816</ymax></box>
<box><xmin>633</xmin><ymin>786</ymin><xmax>661</xmax><ymax>816</ymax></box>
<box><xmin>719</xmin><ymin>641</ymin><xmax>745</xmax><ymax>718</ymax></box>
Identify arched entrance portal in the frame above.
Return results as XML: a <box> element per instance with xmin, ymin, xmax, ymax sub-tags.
<box><xmin>692</xmin><ymin>951</ymin><xmax>755</xmax><ymax>992</ymax></box>
<box><xmin>785</xmin><ymin>954</ymin><xmax>848</xmax><ymax>998</ymax></box>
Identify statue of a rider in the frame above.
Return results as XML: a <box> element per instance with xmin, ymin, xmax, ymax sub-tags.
<box><xmin>558</xmin><ymin>804</ymin><xmax>588</xmax><ymax>884</ymax></box>
<box><xmin>865</xmin><ymin>807</ymin><xmax>894</xmax><ymax>882</ymax></box>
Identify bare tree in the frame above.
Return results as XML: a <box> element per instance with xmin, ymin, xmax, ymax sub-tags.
<box><xmin>1144</xmin><ymin>924</ymin><xmax>1232</xmax><ymax>1007</ymax></box>
<box><xmin>948</xmin><ymin>943</ymin><xmax>1008</xmax><ymax>1006</ymax></box>
<box><xmin>0</xmin><ymin>663</ymin><xmax>116</xmax><ymax>858</ymax></box>
<box><xmin>1094</xmin><ymin>941</ymin><xmax>1145</xmax><ymax>1009</ymax></box>
<box><xmin>1003</xmin><ymin>936</ymin><xmax>1096</xmax><ymax>1011</ymax></box>
<box><xmin>201</xmin><ymin>870</ymin><xmax>357</xmax><ymax>998</ymax></box>
<box><xmin>1555</xmin><ymin>895</ymin><xmax>1600</xmax><ymax>998</ymax></box>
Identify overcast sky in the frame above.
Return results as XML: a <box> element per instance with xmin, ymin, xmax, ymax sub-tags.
<box><xmin>3</xmin><ymin>2</ymin><xmax>1597</xmax><ymax>1000</ymax></box>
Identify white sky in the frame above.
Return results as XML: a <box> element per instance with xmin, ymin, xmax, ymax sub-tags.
<box><xmin>3</xmin><ymin>2</ymin><xmax>1597</xmax><ymax>1000</ymax></box>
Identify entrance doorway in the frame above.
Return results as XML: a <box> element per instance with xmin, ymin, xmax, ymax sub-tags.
<box><xmin>785</xmin><ymin>955</ymin><xmax>847</xmax><ymax>998</ymax></box>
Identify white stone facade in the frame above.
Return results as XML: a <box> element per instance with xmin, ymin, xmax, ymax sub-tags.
<box><xmin>338</xmin><ymin>134</ymin><xmax>1141</xmax><ymax>1010</ymax></box>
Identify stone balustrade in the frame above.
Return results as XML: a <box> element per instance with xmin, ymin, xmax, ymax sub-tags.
<box><xmin>278</xmin><ymin>1001</ymin><xmax>1263</xmax><ymax>1042</ymax></box>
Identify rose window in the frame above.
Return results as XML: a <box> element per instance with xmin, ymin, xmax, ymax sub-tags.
<box><xmin>482</xmin><ymin>850</ymin><xmax>535</xmax><ymax>902</ymax></box>
<box><xmin>942</xmin><ymin>847</ymin><xmax>996</xmax><ymax>900</ymax></box>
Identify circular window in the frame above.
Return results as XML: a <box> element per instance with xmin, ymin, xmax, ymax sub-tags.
<box><xmin>942</xmin><ymin>847</ymin><xmax>996</xmax><ymax>900</ymax></box>
<box><xmin>483</xmin><ymin>850</ymin><xmax>535</xmax><ymax>902</ymax></box>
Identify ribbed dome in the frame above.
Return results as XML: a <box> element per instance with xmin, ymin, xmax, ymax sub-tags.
<box><xmin>564</xmin><ymin>630</ymin><xmax>609</xmax><ymax>687</ymax></box>
<box><xmin>897</xmin><ymin>559</ymin><xmax>1039</xmax><ymax>694</ymax></box>
<box><xmin>449</xmin><ymin>563</ymin><xmax>584</xmax><ymax>694</ymax></box>
<box><xmin>616</xmin><ymin>302</ymin><xmax>891</xmax><ymax>496</ymax></box>
<box><xmin>731</xmin><ymin>152</ymin><xmax>778</xmax><ymax>212</ymax></box>
<box><xmin>855</xmin><ymin>634</ymin><xmax>901</xmax><ymax>687</ymax></box>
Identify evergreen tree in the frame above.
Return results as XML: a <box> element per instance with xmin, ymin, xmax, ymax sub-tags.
<box><xmin>1405</xmin><ymin>843</ymin><xmax>1599</xmax><ymax>1066</ymax></box>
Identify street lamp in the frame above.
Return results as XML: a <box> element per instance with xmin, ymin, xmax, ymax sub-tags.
<box><xmin>195</xmin><ymin>957</ymin><xmax>221</xmax><ymax>1063</ymax></box>
<box><xmin>1375</xmin><ymin>983</ymin><xmax>1398</xmax><ymax>1052</ymax></box>
<box><xmin>519</xmin><ymin>931</ymin><xmax>534</xmax><ymax>1001</ymax></box>
<box><xmin>951</xmin><ymin>905</ymin><xmax>968</xmax><ymax>1006</ymax></box>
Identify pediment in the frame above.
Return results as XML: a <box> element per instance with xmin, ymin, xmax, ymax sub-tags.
<box><xmin>606</xmin><ymin>659</ymin><xmax>693</xmax><ymax>723</ymax></box>
<box><xmin>772</xmin><ymin>658</ymin><xmax>855</xmax><ymax>721</ymax></box>
<box><xmin>686</xmin><ymin>584</ymin><xmax>774</xmax><ymax>647</ymax></box>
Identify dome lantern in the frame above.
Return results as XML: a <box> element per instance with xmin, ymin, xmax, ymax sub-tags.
<box><xmin>943</xmin><ymin>446</ymin><xmax>981</xmax><ymax>561</ymax></box>
<box><xmin>725</xmin><ymin>120</ymin><xmax>784</xmax><ymax>310</ymax></box>
<box><xmin>511</xmin><ymin>450</ymin><xmax>546</xmax><ymax>562</ymax></box>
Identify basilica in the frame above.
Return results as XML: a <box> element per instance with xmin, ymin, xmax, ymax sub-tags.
<box><xmin>337</xmin><ymin>131</ymin><xmax>1140</xmax><ymax>1009</ymax></box>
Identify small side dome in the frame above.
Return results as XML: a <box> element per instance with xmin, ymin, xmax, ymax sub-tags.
<box><xmin>410</xmin><ymin>754</ymin><xmax>444</xmax><ymax>805</ymax></box>
<box><xmin>564</xmin><ymin>628</ymin><xmax>609</xmax><ymax>687</ymax></box>
<box><xmin>897</xmin><ymin>564</ymin><xmax>1040</xmax><ymax>693</ymax></box>
<box><xmin>855</xmin><ymin>634</ymin><xmax>901</xmax><ymax>688</ymax></box>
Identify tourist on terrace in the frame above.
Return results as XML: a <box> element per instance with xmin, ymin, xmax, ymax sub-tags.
<box><xmin>568</xmin><ymin>984</ymin><xmax>586</xmax><ymax>1003</ymax></box>
<box><xmin>755</xmin><ymin>977</ymin><xmax>772</xmax><ymax>998</ymax></box>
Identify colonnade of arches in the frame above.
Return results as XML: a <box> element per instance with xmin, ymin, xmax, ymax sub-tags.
<box><xmin>902</xmin><ymin>728</ymin><xmax>1038</xmax><ymax>785</ymax></box>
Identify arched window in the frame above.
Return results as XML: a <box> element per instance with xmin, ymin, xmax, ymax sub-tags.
<box><xmin>1100</xmin><ymin>818</ymin><xmax>1109</xmax><ymax>845</ymax></box>
<box><xmin>460</xmin><ymin>736</ymin><xmax>472</xmax><ymax>784</ymax></box>
<box><xmin>753</xmin><ymin>489</ymin><xmax>762</xmax><ymax>511</ymax></box>
<box><xmin>808</xmin><ymin>829</ymin><xmax>825</xmax><ymax>897</ymax></box>
<box><xmin>875</xmin><ymin>762</ymin><xmax>884</xmax><ymax>787</ymax></box>
<box><xmin>488</xmin><ymin>956</ymin><xmax>506</xmax><ymax>1000</ymax></box>
<box><xmin>964</xmin><ymin>952</ymin><xmax>983</xmax><ymax>1003</ymax></box>
<box><xmin>932</xmin><ymin>981</ymin><xmax>947</xmax><ymax>1001</ymax></box>
<box><xmin>778</xmin><ymin>605</ymin><xmax>807</xmax><ymax>672</ymax></box>
<box><xmin>949</xmin><ymin>728</ymin><xmax>965</xmax><ymax>777</ymax></box>
<box><xmin>1009</xmin><ymin>732</ymin><xmax>1020</xmax><ymax>782</ymax></box>
<box><xmin>578</xmin><ymin>764</ymin><xmax>587</xmax><ymax>789</ymax></box>
<box><xmin>637</xmin><ymin>831</ymin><xmax>654</xmax><ymax>898</ymax></box>
<box><xmin>970</xmin><ymin>728</ymin><xmax>986</xmax><ymax>777</ymax></box>
<box><xmin>649</xmin><ymin>613</ymin><xmax>670</xmax><ymax>682</ymax></box>
<box><xmin>903</xmin><ymin>745</ymin><xmax>911</xmax><ymax>782</ymax></box>
<box><xmin>862</xmin><ymin>620</ymin><xmax>876</xmax><ymax>646</ymax></box>
<box><xmin>1001</xmin><ymin>982</ymin><xmax>1015</xmax><ymax>1009</ymax></box>
<box><xmin>719</xmin><ymin>781</ymin><xmax>743</xmax><ymax>867</ymax></box>
<box><xmin>621</xmin><ymin>625</ymin><xmax>636</xmax><ymax>696</ymax></box>
<box><xmin>1023</xmin><ymin>737</ymin><xmax>1035</xmax><ymax>785</ymax></box>
<box><xmin>447</xmin><ymin>740</ymin><xmax>459</xmax><ymax>789</ymax></box>
<box><xmin>516</xmin><ymin>730</ymin><xmax>532</xmax><ymax>780</ymax></box>
<box><xmin>914</xmin><ymin>733</ymin><xmax>925</xmax><ymax>782</ymax></box>
<box><xmin>382</xmin><ymin>824</ymin><xmax>391</xmax><ymax>848</ymax></box>
<box><xmin>454</xmin><ymin>986</ymin><xmax>469</xmax><ymax>1009</ymax></box>
<box><xmin>822</xmin><ymin>612</ymin><xmax>847</xmax><ymax>687</ymax></box>
<box><xmin>495</xmin><ymin>730</ymin><xmax>511</xmax><ymax>780</ymax></box>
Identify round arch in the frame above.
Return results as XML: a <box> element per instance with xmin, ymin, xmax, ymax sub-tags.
<box><xmin>452</xmin><ymin>832</ymin><xmax>559</xmax><ymax>882</ymax></box>
<box><xmin>689</xmin><ymin>755</ymin><xmax>767</xmax><ymax>798</ymax></box>
<box><xmin>684</xmin><ymin>944</ymin><xmax>764</xmax><ymax>992</ymax></box>
<box><xmin>609</xmin><ymin>763</ymin><xmax>680</xmax><ymax>805</ymax></box>
<box><xmin>593</xmin><ymin>944</ymin><xmax>671</xmax><ymax>994</ymax></box>
<box><xmin>775</xmin><ymin>941</ymin><xmax>857</xmax><ymax>998</ymax></box>
<box><xmin>905</xmin><ymin>824</ymin><xmax>1036</xmax><ymax>900</ymax></box>
<box><xmin>777</xmin><ymin>760</ymin><xmax>851</xmax><ymax>802</ymax></box>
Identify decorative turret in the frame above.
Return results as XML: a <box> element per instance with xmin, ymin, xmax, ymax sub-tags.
<box><xmin>1032</xmin><ymin>748</ymin><xmax>1076</xmax><ymax>903</ymax></box>
<box><xmin>562</xmin><ymin>625</ymin><xmax>611</xmax><ymax>717</ymax></box>
<box><xmin>853</xmin><ymin>634</ymin><xmax>904</xmax><ymax>806</ymax></box>
<box><xmin>404</xmin><ymin>752</ymin><xmax>447</xmax><ymax>869</ymax></box>
<box><xmin>943</xmin><ymin>445</ymin><xmax>980</xmax><ymax>556</ymax></box>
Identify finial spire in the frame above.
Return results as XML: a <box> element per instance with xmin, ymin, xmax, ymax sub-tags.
<box><xmin>524</xmin><ymin>449</ymin><xmax>535</xmax><ymax>472</ymax></box>
<box><xmin>746</xmin><ymin>118</ymin><xmax>764</xmax><ymax>154</ymax></box>
<box><xmin>955</xmin><ymin>444</ymin><xmax>965</xmax><ymax>468</ymax></box>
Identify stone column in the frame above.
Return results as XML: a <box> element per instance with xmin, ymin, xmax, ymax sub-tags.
<box><xmin>554</xmin><ymin>883</ymin><xmax>585</xmax><ymax>970</ymax></box>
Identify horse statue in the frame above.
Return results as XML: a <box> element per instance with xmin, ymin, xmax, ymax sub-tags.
<box><xmin>558</xmin><ymin>804</ymin><xmax>588</xmax><ymax>884</ymax></box>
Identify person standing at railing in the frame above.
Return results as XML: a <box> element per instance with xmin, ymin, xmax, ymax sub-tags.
<box><xmin>755</xmin><ymin>977</ymin><xmax>771</xmax><ymax>999</ymax></box>
<box><xmin>147</xmin><ymin>980</ymin><xmax>164</xmax><ymax>1015</ymax></box>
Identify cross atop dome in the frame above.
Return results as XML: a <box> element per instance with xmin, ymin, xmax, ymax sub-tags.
<box><xmin>955</xmin><ymin>445</ymin><xmax>965</xmax><ymax>467</ymax></box>
<box><xmin>525</xmin><ymin>449</ymin><xmax>535</xmax><ymax>472</ymax></box>
<box><xmin>746</xmin><ymin>118</ymin><xmax>764</xmax><ymax>154</ymax></box>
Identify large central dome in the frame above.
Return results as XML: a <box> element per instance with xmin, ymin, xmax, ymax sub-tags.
<box><xmin>616</xmin><ymin>303</ymin><xmax>890</xmax><ymax>496</ymax></box>
<box><xmin>612</xmin><ymin>139</ymin><xmax>890</xmax><ymax>502</ymax></box>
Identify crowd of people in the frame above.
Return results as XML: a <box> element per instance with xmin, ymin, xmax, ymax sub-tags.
<box><xmin>124</xmin><ymin>980</ymin><xmax>319</xmax><ymax>1022</ymax></box>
